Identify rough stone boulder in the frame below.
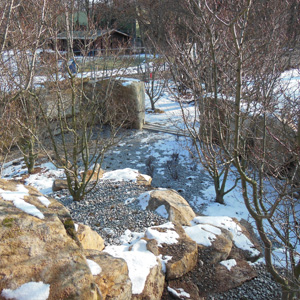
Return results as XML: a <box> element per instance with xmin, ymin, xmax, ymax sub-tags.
<box><xmin>52</xmin><ymin>178</ymin><xmax>69</xmax><ymax>191</ymax></box>
<box><xmin>81</xmin><ymin>163</ymin><xmax>105</xmax><ymax>183</ymax></box>
<box><xmin>131</xmin><ymin>258</ymin><xmax>165</xmax><ymax>300</ymax></box>
<box><xmin>165</xmin><ymin>216</ymin><xmax>261</xmax><ymax>297</ymax></box>
<box><xmin>213</xmin><ymin>258</ymin><xmax>257</xmax><ymax>293</ymax></box>
<box><xmin>76</xmin><ymin>223</ymin><xmax>105</xmax><ymax>251</ymax></box>
<box><xmin>188</xmin><ymin>216</ymin><xmax>262</xmax><ymax>263</ymax></box>
<box><xmin>104</xmin><ymin>238</ymin><xmax>165</xmax><ymax>300</ymax></box>
<box><xmin>145</xmin><ymin>189</ymin><xmax>197</xmax><ymax>226</ymax></box>
<box><xmin>0</xmin><ymin>179</ymin><xmax>100</xmax><ymax>300</ymax></box>
<box><xmin>228</xmin><ymin>218</ymin><xmax>262</xmax><ymax>262</ymax></box>
<box><xmin>136</xmin><ymin>174</ymin><xmax>152</xmax><ymax>186</ymax></box>
<box><xmin>145</xmin><ymin>222</ymin><xmax>198</xmax><ymax>280</ymax></box>
<box><xmin>84</xmin><ymin>78</ymin><xmax>145</xmax><ymax>130</ymax></box>
<box><xmin>184</xmin><ymin>222</ymin><xmax>233</xmax><ymax>264</ymax></box>
<box><xmin>85</xmin><ymin>250</ymin><xmax>132</xmax><ymax>300</ymax></box>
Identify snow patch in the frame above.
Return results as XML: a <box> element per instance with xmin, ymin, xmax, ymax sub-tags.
<box><xmin>102</xmin><ymin>168</ymin><xmax>149</xmax><ymax>183</ymax></box>
<box><xmin>145</xmin><ymin>222</ymin><xmax>178</xmax><ymax>246</ymax></box>
<box><xmin>184</xmin><ymin>224</ymin><xmax>222</xmax><ymax>246</ymax></box>
<box><xmin>1</xmin><ymin>281</ymin><xmax>50</xmax><ymax>300</ymax></box>
<box><xmin>220</xmin><ymin>259</ymin><xmax>237</xmax><ymax>271</ymax></box>
<box><xmin>167</xmin><ymin>286</ymin><xmax>190</xmax><ymax>299</ymax></box>
<box><xmin>155</xmin><ymin>205</ymin><xmax>169</xmax><ymax>218</ymax></box>
<box><xmin>105</xmin><ymin>239</ymin><xmax>157</xmax><ymax>295</ymax></box>
<box><xmin>192</xmin><ymin>216</ymin><xmax>260</xmax><ymax>257</ymax></box>
<box><xmin>0</xmin><ymin>185</ymin><xmax>44</xmax><ymax>219</ymax></box>
<box><xmin>87</xmin><ymin>259</ymin><xmax>102</xmax><ymax>276</ymax></box>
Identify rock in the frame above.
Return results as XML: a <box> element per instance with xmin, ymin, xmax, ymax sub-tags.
<box><xmin>84</xmin><ymin>79</ymin><xmax>145</xmax><ymax>130</ymax></box>
<box><xmin>146</xmin><ymin>189</ymin><xmax>196</xmax><ymax>226</ymax></box>
<box><xmin>228</xmin><ymin>218</ymin><xmax>262</xmax><ymax>262</ymax></box>
<box><xmin>104</xmin><ymin>238</ymin><xmax>165</xmax><ymax>300</ymax></box>
<box><xmin>77</xmin><ymin>223</ymin><xmax>105</xmax><ymax>251</ymax></box>
<box><xmin>190</xmin><ymin>216</ymin><xmax>262</xmax><ymax>262</ymax></box>
<box><xmin>0</xmin><ymin>179</ymin><xmax>100</xmax><ymax>300</ymax></box>
<box><xmin>164</xmin><ymin>281</ymin><xmax>200</xmax><ymax>299</ymax></box>
<box><xmin>132</xmin><ymin>258</ymin><xmax>165</xmax><ymax>300</ymax></box>
<box><xmin>81</xmin><ymin>163</ymin><xmax>105</xmax><ymax>183</ymax></box>
<box><xmin>85</xmin><ymin>250</ymin><xmax>132</xmax><ymax>300</ymax></box>
<box><xmin>136</xmin><ymin>174</ymin><xmax>152</xmax><ymax>186</ymax></box>
<box><xmin>184</xmin><ymin>223</ymin><xmax>233</xmax><ymax>264</ymax></box>
<box><xmin>52</xmin><ymin>179</ymin><xmax>68</xmax><ymax>191</ymax></box>
<box><xmin>145</xmin><ymin>223</ymin><xmax>198</xmax><ymax>280</ymax></box>
<box><xmin>213</xmin><ymin>259</ymin><xmax>257</xmax><ymax>293</ymax></box>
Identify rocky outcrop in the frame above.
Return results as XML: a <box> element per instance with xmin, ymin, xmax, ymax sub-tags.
<box><xmin>145</xmin><ymin>223</ymin><xmax>198</xmax><ymax>280</ymax></box>
<box><xmin>132</xmin><ymin>259</ymin><xmax>165</xmax><ymax>300</ymax></box>
<box><xmin>0</xmin><ymin>179</ymin><xmax>100</xmax><ymax>300</ymax></box>
<box><xmin>77</xmin><ymin>223</ymin><xmax>105</xmax><ymax>251</ymax></box>
<box><xmin>145</xmin><ymin>189</ymin><xmax>196</xmax><ymax>226</ymax></box>
<box><xmin>0</xmin><ymin>178</ymin><xmax>263</xmax><ymax>300</ymax></box>
<box><xmin>85</xmin><ymin>250</ymin><xmax>132</xmax><ymax>300</ymax></box>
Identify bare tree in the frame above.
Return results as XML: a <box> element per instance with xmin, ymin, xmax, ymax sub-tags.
<box><xmin>143</xmin><ymin>53</ymin><xmax>167</xmax><ymax>111</ymax></box>
<box><xmin>144</xmin><ymin>0</ymin><xmax>300</xmax><ymax>298</ymax></box>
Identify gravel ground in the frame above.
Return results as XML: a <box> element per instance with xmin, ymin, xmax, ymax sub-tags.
<box><xmin>49</xmin><ymin>128</ymin><xmax>282</xmax><ymax>299</ymax></box>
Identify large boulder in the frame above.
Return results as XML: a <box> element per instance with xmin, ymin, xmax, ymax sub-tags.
<box><xmin>145</xmin><ymin>223</ymin><xmax>198</xmax><ymax>280</ymax></box>
<box><xmin>85</xmin><ymin>250</ymin><xmax>132</xmax><ymax>300</ymax></box>
<box><xmin>81</xmin><ymin>163</ymin><xmax>105</xmax><ymax>183</ymax></box>
<box><xmin>145</xmin><ymin>189</ymin><xmax>197</xmax><ymax>226</ymax></box>
<box><xmin>0</xmin><ymin>179</ymin><xmax>100</xmax><ymax>300</ymax></box>
<box><xmin>84</xmin><ymin>78</ymin><xmax>145</xmax><ymax>130</ymax></box>
<box><xmin>77</xmin><ymin>223</ymin><xmax>105</xmax><ymax>251</ymax></box>
<box><xmin>52</xmin><ymin>179</ymin><xmax>68</xmax><ymax>192</ymax></box>
<box><xmin>189</xmin><ymin>216</ymin><xmax>261</xmax><ymax>263</ymax></box>
<box><xmin>184</xmin><ymin>223</ymin><xmax>233</xmax><ymax>264</ymax></box>
<box><xmin>104</xmin><ymin>238</ymin><xmax>165</xmax><ymax>300</ymax></box>
<box><xmin>131</xmin><ymin>258</ymin><xmax>165</xmax><ymax>300</ymax></box>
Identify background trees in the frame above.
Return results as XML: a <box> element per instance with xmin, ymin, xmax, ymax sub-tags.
<box><xmin>140</xmin><ymin>0</ymin><xmax>300</xmax><ymax>298</ymax></box>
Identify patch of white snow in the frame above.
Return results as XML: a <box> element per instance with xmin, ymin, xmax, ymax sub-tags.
<box><xmin>87</xmin><ymin>259</ymin><xmax>102</xmax><ymax>275</ymax></box>
<box><xmin>0</xmin><ymin>185</ymin><xmax>44</xmax><ymax>219</ymax></box>
<box><xmin>1</xmin><ymin>281</ymin><xmax>50</xmax><ymax>300</ymax></box>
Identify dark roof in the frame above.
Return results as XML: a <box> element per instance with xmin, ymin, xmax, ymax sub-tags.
<box><xmin>56</xmin><ymin>29</ymin><xmax>129</xmax><ymax>40</ymax></box>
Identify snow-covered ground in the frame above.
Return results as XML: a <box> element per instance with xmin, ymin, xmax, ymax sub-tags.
<box><xmin>1</xmin><ymin>72</ymin><xmax>299</xmax><ymax>298</ymax></box>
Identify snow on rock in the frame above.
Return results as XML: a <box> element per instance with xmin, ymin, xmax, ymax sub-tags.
<box><xmin>167</xmin><ymin>286</ymin><xmax>190</xmax><ymax>299</ymax></box>
<box><xmin>102</xmin><ymin>168</ymin><xmax>150</xmax><ymax>183</ymax></box>
<box><xmin>86</xmin><ymin>259</ymin><xmax>102</xmax><ymax>276</ymax></box>
<box><xmin>191</xmin><ymin>216</ymin><xmax>260</xmax><ymax>257</ymax></box>
<box><xmin>159</xmin><ymin>254</ymin><xmax>173</xmax><ymax>273</ymax></box>
<box><xmin>1</xmin><ymin>281</ymin><xmax>50</xmax><ymax>300</ymax></box>
<box><xmin>137</xmin><ymin>191</ymin><xmax>152</xmax><ymax>210</ymax></box>
<box><xmin>145</xmin><ymin>222</ymin><xmax>179</xmax><ymax>246</ymax></box>
<box><xmin>0</xmin><ymin>185</ymin><xmax>44</xmax><ymax>219</ymax></box>
<box><xmin>104</xmin><ymin>239</ymin><xmax>158</xmax><ymax>295</ymax></box>
<box><xmin>155</xmin><ymin>205</ymin><xmax>169</xmax><ymax>218</ymax></box>
<box><xmin>184</xmin><ymin>224</ymin><xmax>222</xmax><ymax>247</ymax></box>
<box><xmin>37</xmin><ymin>196</ymin><xmax>51</xmax><ymax>207</ymax></box>
<box><xmin>220</xmin><ymin>259</ymin><xmax>237</xmax><ymax>271</ymax></box>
